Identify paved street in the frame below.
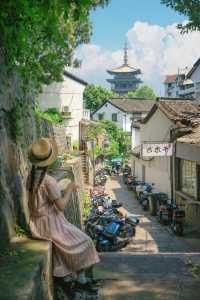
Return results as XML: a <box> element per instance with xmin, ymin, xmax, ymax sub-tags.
<box><xmin>95</xmin><ymin>175</ymin><xmax>200</xmax><ymax>300</ymax></box>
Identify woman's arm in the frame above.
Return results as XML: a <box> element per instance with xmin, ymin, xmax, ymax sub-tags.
<box><xmin>54</xmin><ymin>182</ymin><xmax>78</xmax><ymax>211</ymax></box>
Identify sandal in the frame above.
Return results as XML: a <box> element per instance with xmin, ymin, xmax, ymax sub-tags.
<box><xmin>86</xmin><ymin>278</ymin><xmax>102</xmax><ymax>286</ymax></box>
<box><xmin>74</xmin><ymin>282</ymin><xmax>98</xmax><ymax>292</ymax></box>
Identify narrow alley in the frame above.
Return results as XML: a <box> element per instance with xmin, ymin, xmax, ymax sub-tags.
<box><xmin>95</xmin><ymin>175</ymin><xmax>200</xmax><ymax>300</ymax></box>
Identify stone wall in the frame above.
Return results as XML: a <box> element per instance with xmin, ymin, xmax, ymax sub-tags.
<box><xmin>0</xmin><ymin>70</ymin><xmax>37</xmax><ymax>249</ymax></box>
<box><xmin>176</xmin><ymin>193</ymin><xmax>200</xmax><ymax>231</ymax></box>
<box><xmin>0</xmin><ymin>75</ymin><xmax>82</xmax><ymax>249</ymax></box>
<box><xmin>39</xmin><ymin>118</ymin><xmax>68</xmax><ymax>155</ymax></box>
<box><xmin>50</xmin><ymin>157</ymin><xmax>85</xmax><ymax>229</ymax></box>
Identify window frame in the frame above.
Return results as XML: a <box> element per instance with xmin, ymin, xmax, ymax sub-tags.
<box><xmin>112</xmin><ymin>113</ymin><xmax>118</xmax><ymax>122</ymax></box>
<box><xmin>178</xmin><ymin>159</ymin><xmax>198</xmax><ymax>200</ymax></box>
<box><xmin>98</xmin><ymin>113</ymin><xmax>104</xmax><ymax>120</ymax></box>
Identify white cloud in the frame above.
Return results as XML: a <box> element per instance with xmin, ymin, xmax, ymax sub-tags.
<box><xmin>70</xmin><ymin>21</ymin><xmax>200</xmax><ymax>95</ymax></box>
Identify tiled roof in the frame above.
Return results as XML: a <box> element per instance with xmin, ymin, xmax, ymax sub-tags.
<box><xmin>64</xmin><ymin>70</ymin><xmax>87</xmax><ymax>86</ymax></box>
<box><xmin>164</xmin><ymin>75</ymin><xmax>177</xmax><ymax>83</ymax></box>
<box><xmin>109</xmin><ymin>98</ymin><xmax>155</xmax><ymax>113</ymax></box>
<box><xmin>108</xmin><ymin>64</ymin><xmax>139</xmax><ymax>73</ymax></box>
<box><xmin>187</xmin><ymin>58</ymin><xmax>200</xmax><ymax>78</ymax></box>
<box><xmin>177</xmin><ymin>123</ymin><xmax>200</xmax><ymax>144</ymax></box>
<box><xmin>143</xmin><ymin>98</ymin><xmax>200</xmax><ymax>126</ymax></box>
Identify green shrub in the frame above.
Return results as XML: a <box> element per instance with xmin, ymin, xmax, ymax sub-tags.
<box><xmin>83</xmin><ymin>193</ymin><xmax>91</xmax><ymax>219</ymax></box>
<box><xmin>35</xmin><ymin>106</ymin><xmax>63</xmax><ymax>124</ymax></box>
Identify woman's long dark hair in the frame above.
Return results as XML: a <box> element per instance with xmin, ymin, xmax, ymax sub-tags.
<box><xmin>28</xmin><ymin>165</ymin><xmax>48</xmax><ymax>214</ymax></box>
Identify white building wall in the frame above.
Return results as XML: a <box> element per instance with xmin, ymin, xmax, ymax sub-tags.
<box><xmin>133</xmin><ymin>156</ymin><xmax>171</xmax><ymax>196</ymax></box>
<box><xmin>164</xmin><ymin>82</ymin><xmax>178</xmax><ymax>98</ymax></box>
<box><xmin>123</xmin><ymin>113</ymin><xmax>132</xmax><ymax>132</ymax></box>
<box><xmin>38</xmin><ymin>74</ymin><xmax>86</xmax><ymax>143</ymax></box>
<box><xmin>190</xmin><ymin>65</ymin><xmax>200</xmax><ymax>101</ymax></box>
<box><xmin>131</xmin><ymin>108</ymin><xmax>174</xmax><ymax>197</ymax></box>
<box><xmin>92</xmin><ymin>102</ymin><xmax>133</xmax><ymax>132</ymax></box>
<box><xmin>92</xmin><ymin>102</ymin><xmax>124</xmax><ymax>128</ymax></box>
<box><xmin>131</xmin><ymin>127</ymin><xmax>140</xmax><ymax>149</ymax></box>
<box><xmin>141</xmin><ymin>109</ymin><xmax>173</xmax><ymax>143</ymax></box>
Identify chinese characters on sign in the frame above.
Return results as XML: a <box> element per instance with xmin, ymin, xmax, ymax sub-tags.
<box><xmin>142</xmin><ymin>143</ymin><xmax>173</xmax><ymax>157</ymax></box>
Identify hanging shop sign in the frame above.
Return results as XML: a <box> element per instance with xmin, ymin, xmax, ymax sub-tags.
<box><xmin>142</xmin><ymin>143</ymin><xmax>173</xmax><ymax>157</ymax></box>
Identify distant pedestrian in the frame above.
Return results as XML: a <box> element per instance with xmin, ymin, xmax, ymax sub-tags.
<box><xmin>27</xmin><ymin>138</ymin><xmax>99</xmax><ymax>289</ymax></box>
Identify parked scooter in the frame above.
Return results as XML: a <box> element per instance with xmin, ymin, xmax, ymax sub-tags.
<box><xmin>136</xmin><ymin>182</ymin><xmax>154</xmax><ymax>200</ymax></box>
<box><xmin>94</xmin><ymin>222</ymin><xmax>130</xmax><ymax>252</ymax></box>
<box><xmin>112</xmin><ymin>161</ymin><xmax>121</xmax><ymax>175</ymax></box>
<box><xmin>85</xmin><ymin>197</ymin><xmax>139</xmax><ymax>251</ymax></box>
<box><xmin>122</xmin><ymin>165</ymin><xmax>131</xmax><ymax>184</ymax></box>
<box><xmin>159</xmin><ymin>202</ymin><xmax>185</xmax><ymax>235</ymax></box>
<box><xmin>94</xmin><ymin>169</ymin><xmax>108</xmax><ymax>186</ymax></box>
<box><xmin>86</xmin><ymin>212</ymin><xmax>132</xmax><ymax>251</ymax></box>
<box><xmin>126</xmin><ymin>175</ymin><xmax>137</xmax><ymax>190</ymax></box>
<box><xmin>144</xmin><ymin>192</ymin><xmax>168</xmax><ymax>216</ymax></box>
<box><xmin>131</xmin><ymin>180</ymin><xmax>145</xmax><ymax>192</ymax></box>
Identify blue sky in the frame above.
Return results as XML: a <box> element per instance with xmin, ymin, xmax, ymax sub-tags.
<box><xmin>71</xmin><ymin>0</ymin><xmax>200</xmax><ymax>95</ymax></box>
<box><xmin>90</xmin><ymin>0</ymin><xmax>185</xmax><ymax>51</ymax></box>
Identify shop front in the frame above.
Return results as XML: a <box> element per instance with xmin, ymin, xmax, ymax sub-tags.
<box><xmin>175</xmin><ymin>142</ymin><xmax>200</xmax><ymax>230</ymax></box>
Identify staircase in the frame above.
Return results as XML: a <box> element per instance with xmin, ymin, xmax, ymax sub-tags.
<box><xmin>80</xmin><ymin>152</ymin><xmax>89</xmax><ymax>185</ymax></box>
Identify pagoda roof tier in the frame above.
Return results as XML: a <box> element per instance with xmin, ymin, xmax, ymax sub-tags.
<box><xmin>107</xmin><ymin>64</ymin><xmax>141</xmax><ymax>74</ymax></box>
<box><xmin>107</xmin><ymin>78</ymin><xmax>142</xmax><ymax>84</ymax></box>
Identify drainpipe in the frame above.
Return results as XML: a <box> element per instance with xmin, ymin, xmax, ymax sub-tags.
<box><xmin>170</xmin><ymin>128</ymin><xmax>176</xmax><ymax>204</ymax></box>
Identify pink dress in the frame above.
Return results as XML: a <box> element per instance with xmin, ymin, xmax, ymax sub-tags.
<box><xmin>29</xmin><ymin>174</ymin><xmax>100</xmax><ymax>277</ymax></box>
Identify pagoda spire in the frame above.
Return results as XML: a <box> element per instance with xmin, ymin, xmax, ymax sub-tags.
<box><xmin>123</xmin><ymin>40</ymin><xmax>128</xmax><ymax>65</ymax></box>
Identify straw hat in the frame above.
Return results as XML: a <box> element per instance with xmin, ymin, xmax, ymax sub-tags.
<box><xmin>28</xmin><ymin>138</ymin><xmax>58</xmax><ymax>167</ymax></box>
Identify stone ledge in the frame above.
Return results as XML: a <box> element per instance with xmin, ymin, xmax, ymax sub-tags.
<box><xmin>0</xmin><ymin>237</ymin><xmax>53</xmax><ymax>300</ymax></box>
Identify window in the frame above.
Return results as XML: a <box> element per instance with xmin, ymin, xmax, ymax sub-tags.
<box><xmin>196</xmin><ymin>82</ymin><xmax>200</xmax><ymax>91</ymax></box>
<box><xmin>98</xmin><ymin>113</ymin><xmax>104</xmax><ymax>120</ymax></box>
<box><xmin>112</xmin><ymin>113</ymin><xmax>118</xmax><ymax>122</ymax></box>
<box><xmin>179</xmin><ymin>159</ymin><xmax>197</xmax><ymax>199</ymax></box>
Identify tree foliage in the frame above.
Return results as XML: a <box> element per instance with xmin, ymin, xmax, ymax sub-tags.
<box><xmin>161</xmin><ymin>0</ymin><xmax>200</xmax><ymax>32</ymax></box>
<box><xmin>101</xmin><ymin>120</ymin><xmax>131</xmax><ymax>158</ymax></box>
<box><xmin>35</xmin><ymin>107</ymin><xmax>64</xmax><ymax>124</ymax></box>
<box><xmin>0</xmin><ymin>1</ymin><xmax>110</xmax><ymax>93</ymax></box>
<box><xmin>86</xmin><ymin>125</ymin><xmax>106</xmax><ymax>142</ymax></box>
<box><xmin>83</xmin><ymin>84</ymin><xmax>113</xmax><ymax>111</ymax></box>
<box><xmin>128</xmin><ymin>85</ymin><xmax>156</xmax><ymax>100</ymax></box>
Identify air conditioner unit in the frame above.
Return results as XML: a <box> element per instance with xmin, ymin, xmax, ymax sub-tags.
<box><xmin>62</xmin><ymin>106</ymin><xmax>70</xmax><ymax>113</ymax></box>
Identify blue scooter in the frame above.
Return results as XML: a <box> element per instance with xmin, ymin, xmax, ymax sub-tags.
<box><xmin>94</xmin><ymin>221</ymin><xmax>130</xmax><ymax>252</ymax></box>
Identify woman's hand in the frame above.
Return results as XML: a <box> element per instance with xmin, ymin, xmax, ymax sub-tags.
<box><xmin>55</xmin><ymin>182</ymin><xmax>80</xmax><ymax>212</ymax></box>
<box><xmin>69</xmin><ymin>182</ymin><xmax>80</xmax><ymax>191</ymax></box>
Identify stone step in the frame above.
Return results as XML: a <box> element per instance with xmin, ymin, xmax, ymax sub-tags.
<box><xmin>0</xmin><ymin>237</ymin><xmax>53</xmax><ymax>300</ymax></box>
<box><xmin>95</xmin><ymin>252</ymin><xmax>200</xmax><ymax>300</ymax></box>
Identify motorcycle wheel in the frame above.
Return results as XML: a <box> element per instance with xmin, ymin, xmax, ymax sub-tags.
<box><xmin>96</xmin><ymin>242</ymin><xmax>109</xmax><ymax>252</ymax></box>
<box><xmin>119</xmin><ymin>224</ymin><xmax>134</xmax><ymax>238</ymax></box>
<box><xmin>149</xmin><ymin>196</ymin><xmax>157</xmax><ymax>216</ymax></box>
<box><xmin>174</xmin><ymin>222</ymin><xmax>184</xmax><ymax>236</ymax></box>
<box><xmin>85</xmin><ymin>226</ymin><xmax>95</xmax><ymax>239</ymax></box>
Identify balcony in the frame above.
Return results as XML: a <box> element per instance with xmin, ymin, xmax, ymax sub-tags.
<box><xmin>83</xmin><ymin>109</ymin><xmax>90</xmax><ymax>120</ymax></box>
<box><xmin>178</xmin><ymin>86</ymin><xmax>195</xmax><ymax>96</ymax></box>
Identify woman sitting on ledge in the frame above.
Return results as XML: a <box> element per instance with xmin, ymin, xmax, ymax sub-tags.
<box><xmin>27</xmin><ymin>138</ymin><xmax>100</xmax><ymax>289</ymax></box>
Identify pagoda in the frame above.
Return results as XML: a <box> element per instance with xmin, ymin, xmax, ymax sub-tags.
<box><xmin>107</xmin><ymin>43</ymin><xmax>142</xmax><ymax>96</ymax></box>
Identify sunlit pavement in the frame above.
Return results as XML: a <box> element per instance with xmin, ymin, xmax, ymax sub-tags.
<box><xmin>95</xmin><ymin>175</ymin><xmax>200</xmax><ymax>300</ymax></box>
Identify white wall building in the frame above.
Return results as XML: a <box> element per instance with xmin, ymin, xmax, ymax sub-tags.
<box><xmin>187</xmin><ymin>58</ymin><xmax>200</xmax><ymax>102</ymax></box>
<box><xmin>92</xmin><ymin>98</ymin><xmax>155</xmax><ymax>133</ymax></box>
<box><xmin>164</xmin><ymin>68</ymin><xmax>194</xmax><ymax>99</ymax></box>
<box><xmin>38</xmin><ymin>71</ymin><xmax>88</xmax><ymax>145</ymax></box>
<box><xmin>131</xmin><ymin>98</ymin><xmax>199</xmax><ymax>197</ymax></box>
